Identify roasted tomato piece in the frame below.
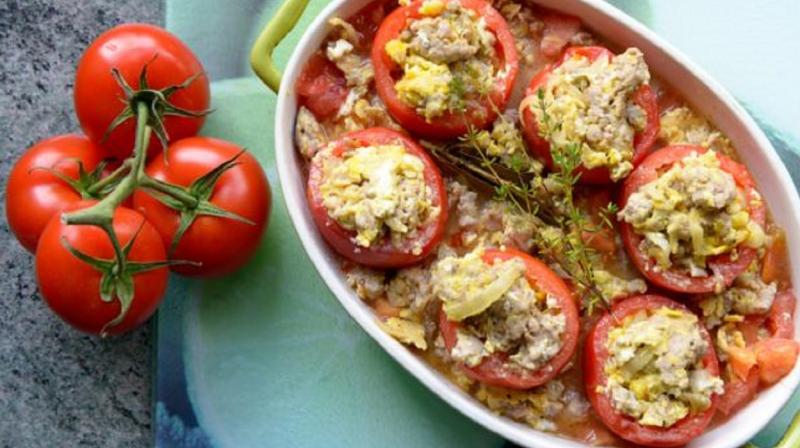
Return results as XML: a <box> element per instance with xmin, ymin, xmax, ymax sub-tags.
<box><xmin>307</xmin><ymin>127</ymin><xmax>447</xmax><ymax>268</ymax></box>
<box><xmin>520</xmin><ymin>45</ymin><xmax>659</xmax><ymax>184</ymax></box>
<box><xmin>618</xmin><ymin>145</ymin><xmax>766</xmax><ymax>294</ymax></box>
<box><xmin>584</xmin><ymin>295</ymin><xmax>722</xmax><ymax>447</ymax></box>
<box><xmin>438</xmin><ymin>248</ymin><xmax>579</xmax><ymax>389</ymax></box>
<box><xmin>296</xmin><ymin>51</ymin><xmax>350</xmax><ymax>120</ymax></box>
<box><xmin>372</xmin><ymin>0</ymin><xmax>519</xmax><ymax>139</ymax></box>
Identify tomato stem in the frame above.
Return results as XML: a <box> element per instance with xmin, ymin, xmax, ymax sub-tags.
<box><xmin>86</xmin><ymin>159</ymin><xmax>133</xmax><ymax>196</ymax></box>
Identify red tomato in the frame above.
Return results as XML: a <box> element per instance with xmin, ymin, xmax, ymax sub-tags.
<box><xmin>618</xmin><ymin>145</ymin><xmax>766</xmax><ymax>294</ymax></box>
<box><xmin>439</xmin><ymin>248</ymin><xmax>579</xmax><ymax>389</ymax></box>
<box><xmin>5</xmin><ymin>134</ymin><xmax>105</xmax><ymax>252</ymax></box>
<box><xmin>348</xmin><ymin>0</ymin><xmax>388</xmax><ymax>50</ymax></box>
<box><xmin>74</xmin><ymin>24</ymin><xmax>209</xmax><ymax>160</ymax></box>
<box><xmin>307</xmin><ymin>127</ymin><xmax>447</xmax><ymax>269</ymax></box>
<box><xmin>132</xmin><ymin>137</ymin><xmax>271</xmax><ymax>277</ymax></box>
<box><xmin>295</xmin><ymin>52</ymin><xmax>349</xmax><ymax>120</ymax></box>
<box><xmin>753</xmin><ymin>338</ymin><xmax>799</xmax><ymax>385</ymax></box>
<box><xmin>539</xmin><ymin>11</ymin><xmax>581</xmax><ymax>58</ymax></box>
<box><xmin>584</xmin><ymin>295</ymin><xmax>720</xmax><ymax>447</ymax></box>
<box><xmin>768</xmin><ymin>290</ymin><xmax>796</xmax><ymax>339</ymax></box>
<box><xmin>371</xmin><ymin>0</ymin><xmax>519</xmax><ymax>139</ymax></box>
<box><xmin>520</xmin><ymin>46</ymin><xmax>660</xmax><ymax>184</ymax></box>
<box><xmin>716</xmin><ymin>368</ymin><xmax>759</xmax><ymax>416</ymax></box>
<box><xmin>35</xmin><ymin>201</ymin><xmax>168</xmax><ymax>335</ymax></box>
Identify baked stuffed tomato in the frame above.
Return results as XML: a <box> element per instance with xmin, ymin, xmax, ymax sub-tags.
<box><xmin>307</xmin><ymin>127</ymin><xmax>447</xmax><ymax>268</ymax></box>
<box><xmin>371</xmin><ymin>0</ymin><xmax>519</xmax><ymax>139</ymax></box>
<box><xmin>618</xmin><ymin>145</ymin><xmax>767</xmax><ymax>294</ymax></box>
<box><xmin>519</xmin><ymin>46</ymin><xmax>659</xmax><ymax>184</ymax></box>
<box><xmin>437</xmin><ymin>248</ymin><xmax>579</xmax><ymax>389</ymax></box>
<box><xmin>585</xmin><ymin>295</ymin><xmax>722</xmax><ymax>447</ymax></box>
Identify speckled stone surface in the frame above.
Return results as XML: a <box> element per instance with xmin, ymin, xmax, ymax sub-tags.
<box><xmin>0</xmin><ymin>1</ymin><xmax>162</xmax><ymax>446</ymax></box>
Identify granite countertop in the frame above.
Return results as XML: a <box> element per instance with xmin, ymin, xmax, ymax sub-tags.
<box><xmin>0</xmin><ymin>1</ymin><xmax>162</xmax><ymax>446</ymax></box>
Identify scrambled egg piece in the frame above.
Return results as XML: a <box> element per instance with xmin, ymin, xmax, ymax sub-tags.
<box><xmin>295</xmin><ymin>106</ymin><xmax>328</xmax><ymax>159</ymax></box>
<box><xmin>604</xmin><ymin>307</ymin><xmax>723</xmax><ymax>427</ymax></box>
<box><xmin>317</xmin><ymin>143</ymin><xmax>439</xmax><ymax>252</ymax></box>
<box><xmin>660</xmin><ymin>106</ymin><xmax>735</xmax><ymax>155</ymax></box>
<box><xmin>379</xmin><ymin>317</ymin><xmax>428</xmax><ymax>350</ymax></box>
<box><xmin>385</xmin><ymin>0</ymin><xmax>498</xmax><ymax>120</ymax></box>
<box><xmin>526</xmin><ymin>48</ymin><xmax>651</xmax><ymax>181</ymax></box>
<box><xmin>433</xmin><ymin>249</ymin><xmax>566</xmax><ymax>371</ymax></box>
<box><xmin>593</xmin><ymin>269</ymin><xmax>647</xmax><ymax>303</ymax></box>
<box><xmin>618</xmin><ymin>151</ymin><xmax>765</xmax><ymax>276</ymax></box>
<box><xmin>477</xmin><ymin>380</ymin><xmax>569</xmax><ymax>432</ymax></box>
<box><xmin>699</xmin><ymin>269</ymin><xmax>777</xmax><ymax>328</ymax></box>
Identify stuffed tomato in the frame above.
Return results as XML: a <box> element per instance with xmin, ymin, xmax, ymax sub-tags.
<box><xmin>519</xmin><ymin>46</ymin><xmax>659</xmax><ymax>184</ymax></box>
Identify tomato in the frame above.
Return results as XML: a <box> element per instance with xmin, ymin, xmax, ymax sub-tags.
<box><xmin>618</xmin><ymin>145</ymin><xmax>766</xmax><ymax>294</ymax></box>
<box><xmin>439</xmin><ymin>248</ymin><xmax>579</xmax><ymax>389</ymax></box>
<box><xmin>761</xmin><ymin>230</ymin><xmax>790</xmax><ymax>288</ymax></box>
<box><xmin>132</xmin><ymin>137</ymin><xmax>271</xmax><ymax>277</ymax></box>
<box><xmin>716</xmin><ymin>368</ymin><xmax>759</xmax><ymax>416</ymax></box>
<box><xmin>768</xmin><ymin>290</ymin><xmax>796</xmax><ymax>339</ymax></box>
<box><xmin>584</xmin><ymin>295</ymin><xmax>720</xmax><ymax>447</ymax></box>
<box><xmin>35</xmin><ymin>201</ymin><xmax>168</xmax><ymax>335</ymax></box>
<box><xmin>753</xmin><ymin>338</ymin><xmax>799</xmax><ymax>385</ymax></box>
<box><xmin>348</xmin><ymin>0</ymin><xmax>388</xmax><ymax>51</ymax></box>
<box><xmin>539</xmin><ymin>11</ymin><xmax>581</xmax><ymax>58</ymax></box>
<box><xmin>296</xmin><ymin>51</ymin><xmax>350</xmax><ymax>120</ymax></box>
<box><xmin>520</xmin><ymin>46</ymin><xmax>660</xmax><ymax>184</ymax></box>
<box><xmin>307</xmin><ymin>127</ymin><xmax>447</xmax><ymax>269</ymax></box>
<box><xmin>74</xmin><ymin>24</ymin><xmax>209</xmax><ymax>160</ymax></box>
<box><xmin>372</xmin><ymin>0</ymin><xmax>519</xmax><ymax>139</ymax></box>
<box><xmin>5</xmin><ymin>134</ymin><xmax>105</xmax><ymax>252</ymax></box>
<box><xmin>579</xmin><ymin>189</ymin><xmax>617</xmax><ymax>253</ymax></box>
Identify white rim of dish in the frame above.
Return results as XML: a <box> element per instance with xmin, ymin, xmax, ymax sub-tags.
<box><xmin>273</xmin><ymin>0</ymin><xmax>800</xmax><ymax>446</ymax></box>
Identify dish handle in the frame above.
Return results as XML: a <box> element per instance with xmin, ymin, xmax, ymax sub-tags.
<box><xmin>250</xmin><ymin>0</ymin><xmax>311</xmax><ymax>93</ymax></box>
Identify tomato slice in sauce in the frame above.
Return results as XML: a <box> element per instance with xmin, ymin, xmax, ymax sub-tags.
<box><xmin>519</xmin><ymin>46</ymin><xmax>660</xmax><ymax>184</ymax></box>
<box><xmin>307</xmin><ymin>127</ymin><xmax>448</xmax><ymax>269</ymax></box>
<box><xmin>584</xmin><ymin>295</ymin><xmax>721</xmax><ymax>447</ymax></box>
<box><xmin>439</xmin><ymin>248</ymin><xmax>580</xmax><ymax>389</ymax></box>
<box><xmin>618</xmin><ymin>145</ymin><xmax>766</xmax><ymax>294</ymax></box>
<box><xmin>371</xmin><ymin>0</ymin><xmax>519</xmax><ymax>139</ymax></box>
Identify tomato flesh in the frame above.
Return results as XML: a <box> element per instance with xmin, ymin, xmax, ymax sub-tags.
<box><xmin>5</xmin><ymin>134</ymin><xmax>105</xmax><ymax>252</ymax></box>
<box><xmin>439</xmin><ymin>248</ymin><xmax>579</xmax><ymax>389</ymax></box>
<box><xmin>520</xmin><ymin>46</ymin><xmax>660</xmax><ymax>184</ymax></box>
<box><xmin>618</xmin><ymin>145</ymin><xmax>766</xmax><ymax>294</ymax></box>
<box><xmin>296</xmin><ymin>52</ymin><xmax>350</xmax><ymax>120</ymax></box>
<box><xmin>371</xmin><ymin>0</ymin><xmax>519</xmax><ymax>139</ymax></box>
<box><xmin>584</xmin><ymin>295</ymin><xmax>720</xmax><ymax>447</ymax></box>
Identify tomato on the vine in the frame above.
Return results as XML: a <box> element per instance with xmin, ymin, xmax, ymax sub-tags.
<box><xmin>74</xmin><ymin>24</ymin><xmax>210</xmax><ymax>160</ymax></box>
<box><xmin>35</xmin><ymin>201</ymin><xmax>168</xmax><ymax>335</ymax></box>
<box><xmin>6</xmin><ymin>134</ymin><xmax>105</xmax><ymax>252</ymax></box>
<box><xmin>132</xmin><ymin>137</ymin><xmax>271</xmax><ymax>277</ymax></box>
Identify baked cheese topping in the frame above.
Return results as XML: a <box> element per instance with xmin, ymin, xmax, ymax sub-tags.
<box><xmin>317</xmin><ymin>143</ymin><xmax>439</xmax><ymax>252</ymax></box>
<box><xmin>603</xmin><ymin>307</ymin><xmax>723</xmax><ymax>427</ymax></box>
<box><xmin>433</xmin><ymin>250</ymin><xmax>566</xmax><ymax>371</ymax></box>
<box><xmin>385</xmin><ymin>0</ymin><xmax>499</xmax><ymax>120</ymax></box>
<box><xmin>618</xmin><ymin>151</ymin><xmax>765</xmax><ymax>276</ymax></box>
<box><xmin>527</xmin><ymin>48</ymin><xmax>650</xmax><ymax>181</ymax></box>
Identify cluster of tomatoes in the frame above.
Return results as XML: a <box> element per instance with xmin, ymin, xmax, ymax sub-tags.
<box><xmin>5</xmin><ymin>24</ymin><xmax>270</xmax><ymax>336</ymax></box>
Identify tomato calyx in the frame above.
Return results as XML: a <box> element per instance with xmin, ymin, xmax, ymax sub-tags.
<box><xmin>139</xmin><ymin>150</ymin><xmax>255</xmax><ymax>254</ymax></box>
<box><xmin>58</xmin><ymin>220</ymin><xmax>188</xmax><ymax>336</ymax></box>
<box><xmin>105</xmin><ymin>59</ymin><xmax>211</xmax><ymax>152</ymax></box>
<box><xmin>30</xmin><ymin>157</ymin><xmax>115</xmax><ymax>200</ymax></box>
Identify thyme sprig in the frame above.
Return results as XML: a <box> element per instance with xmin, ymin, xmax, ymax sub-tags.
<box><xmin>429</xmin><ymin>92</ymin><xmax>616</xmax><ymax>313</ymax></box>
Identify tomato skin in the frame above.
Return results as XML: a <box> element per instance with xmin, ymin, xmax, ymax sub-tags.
<box><xmin>520</xmin><ymin>46</ymin><xmax>660</xmax><ymax>184</ymax></box>
<box><xmin>6</xmin><ymin>134</ymin><xmax>105</xmax><ymax>252</ymax></box>
<box><xmin>372</xmin><ymin>0</ymin><xmax>519</xmax><ymax>139</ymax></box>
<box><xmin>74</xmin><ymin>24</ymin><xmax>209</xmax><ymax>160</ymax></box>
<box><xmin>584</xmin><ymin>295</ymin><xmax>720</xmax><ymax>447</ymax></box>
<box><xmin>132</xmin><ymin>137</ymin><xmax>271</xmax><ymax>277</ymax></box>
<box><xmin>618</xmin><ymin>145</ymin><xmax>766</xmax><ymax>294</ymax></box>
<box><xmin>439</xmin><ymin>248</ymin><xmax>579</xmax><ymax>389</ymax></box>
<box><xmin>35</xmin><ymin>201</ymin><xmax>168</xmax><ymax>335</ymax></box>
<box><xmin>768</xmin><ymin>290</ymin><xmax>796</xmax><ymax>339</ymax></box>
<box><xmin>295</xmin><ymin>52</ymin><xmax>350</xmax><ymax>120</ymax></box>
<box><xmin>307</xmin><ymin>127</ymin><xmax>447</xmax><ymax>269</ymax></box>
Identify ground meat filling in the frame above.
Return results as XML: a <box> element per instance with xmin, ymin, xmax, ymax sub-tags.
<box><xmin>699</xmin><ymin>268</ymin><xmax>777</xmax><ymax>328</ymax></box>
<box><xmin>618</xmin><ymin>151</ymin><xmax>765</xmax><ymax>277</ymax></box>
<box><xmin>385</xmin><ymin>0</ymin><xmax>500</xmax><ymax>120</ymax></box>
<box><xmin>603</xmin><ymin>307</ymin><xmax>723</xmax><ymax>428</ymax></box>
<box><xmin>316</xmin><ymin>143</ymin><xmax>439</xmax><ymax>253</ymax></box>
<box><xmin>526</xmin><ymin>48</ymin><xmax>651</xmax><ymax>181</ymax></box>
<box><xmin>432</xmin><ymin>250</ymin><xmax>566</xmax><ymax>372</ymax></box>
